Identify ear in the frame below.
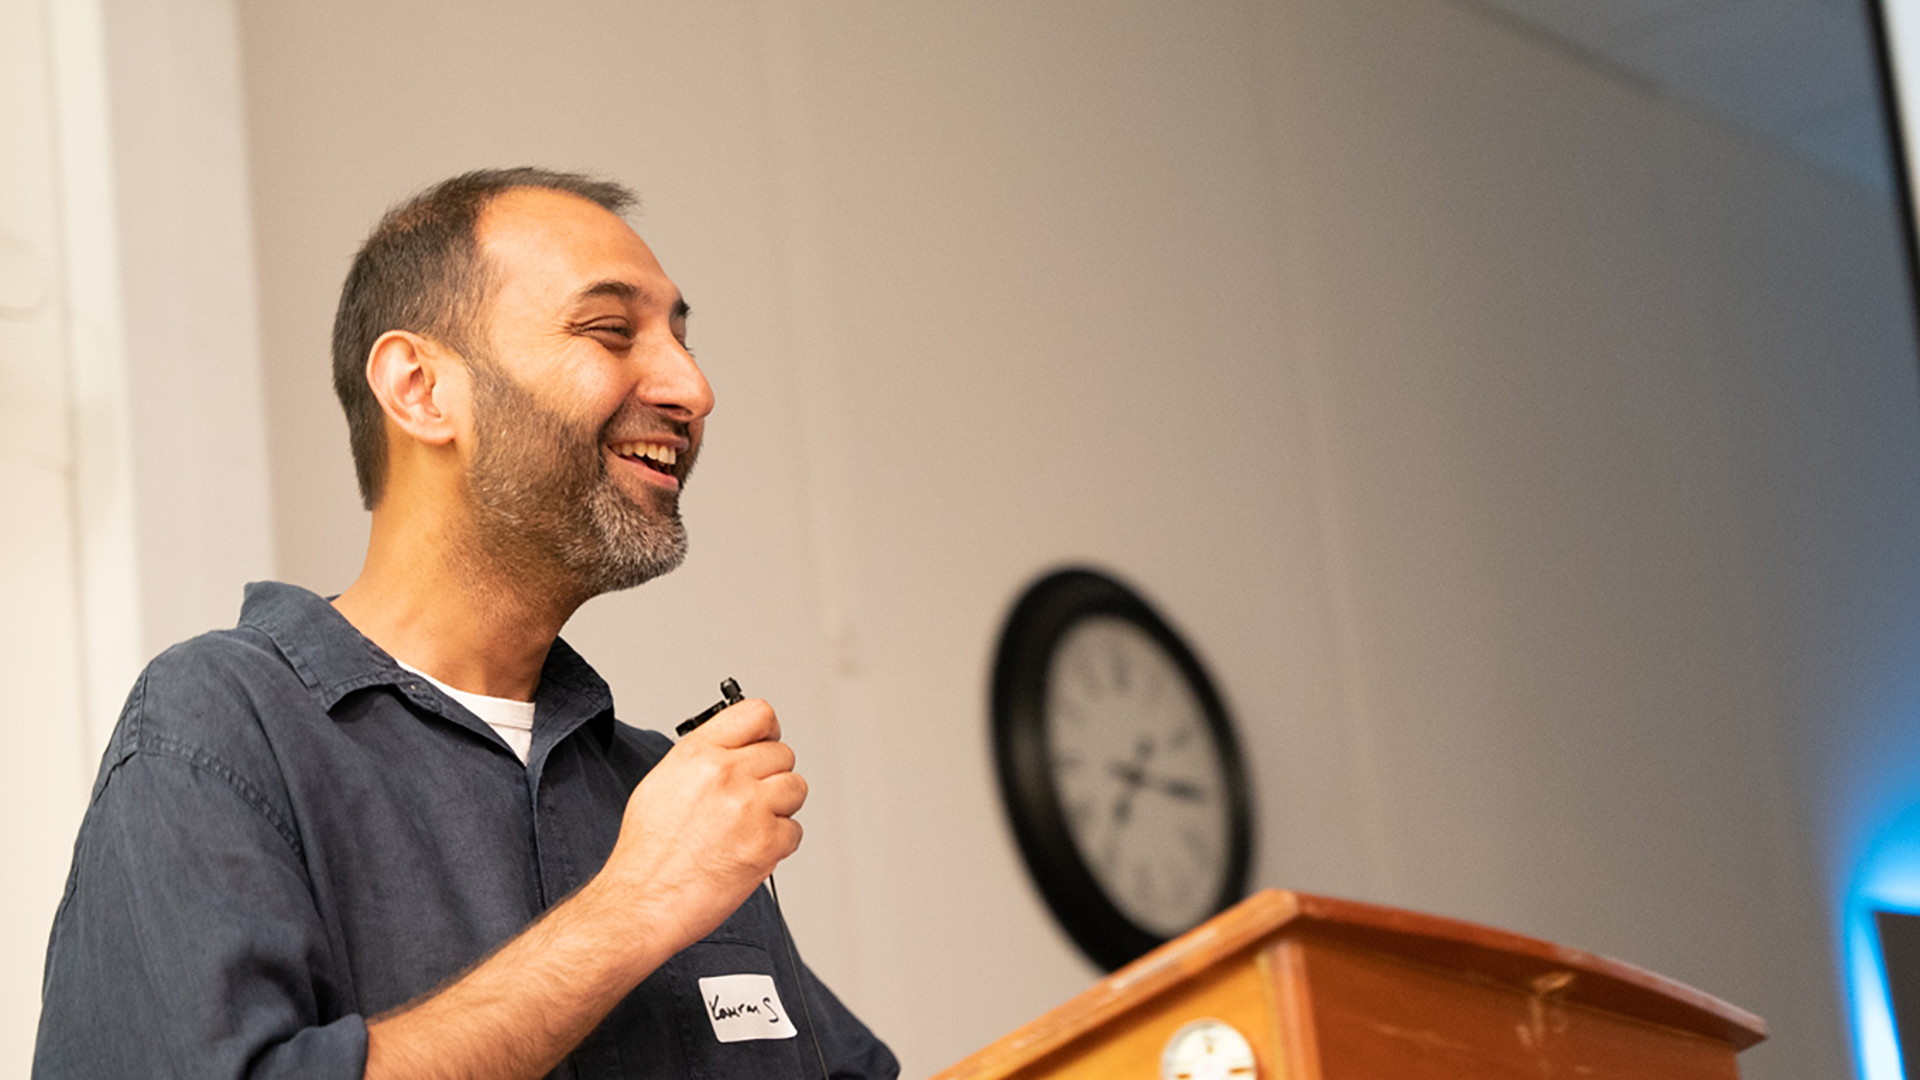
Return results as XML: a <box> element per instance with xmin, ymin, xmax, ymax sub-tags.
<box><xmin>365</xmin><ymin>330</ymin><xmax>463</xmax><ymax>447</ymax></box>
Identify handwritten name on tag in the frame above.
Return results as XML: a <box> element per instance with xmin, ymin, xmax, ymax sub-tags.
<box><xmin>697</xmin><ymin>973</ymin><xmax>799</xmax><ymax>1043</ymax></box>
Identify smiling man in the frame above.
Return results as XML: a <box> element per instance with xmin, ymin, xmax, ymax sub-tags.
<box><xmin>35</xmin><ymin>169</ymin><xmax>898</xmax><ymax>1080</ymax></box>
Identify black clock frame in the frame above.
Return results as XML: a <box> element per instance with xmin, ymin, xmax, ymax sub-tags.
<box><xmin>990</xmin><ymin>566</ymin><xmax>1255</xmax><ymax>972</ymax></box>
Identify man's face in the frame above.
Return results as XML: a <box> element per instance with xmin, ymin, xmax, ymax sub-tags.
<box><xmin>458</xmin><ymin>188</ymin><xmax>713</xmax><ymax>599</ymax></box>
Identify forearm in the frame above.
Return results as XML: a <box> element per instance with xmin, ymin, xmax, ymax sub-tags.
<box><xmin>363</xmin><ymin>873</ymin><xmax>673</xmax><ymax>1080</ymax></box>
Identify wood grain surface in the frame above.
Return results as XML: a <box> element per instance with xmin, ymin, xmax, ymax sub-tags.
<box><xmin>929</xmin><ymin>889</ymin><xmax>1764</xmax><ymax>1080</ymax></box>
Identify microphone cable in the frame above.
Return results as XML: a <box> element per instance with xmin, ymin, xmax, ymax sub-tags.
<box><xmin>767</xmin><ymin>873</ymin><xmax>831</xmax><ymax>1080</ymax></box>
<box><xmin>682</xmin><ymin>679</ymin><xmax>831</xmax><ymax>1080</ymax></box>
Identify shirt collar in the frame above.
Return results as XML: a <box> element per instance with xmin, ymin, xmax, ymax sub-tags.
<box><xmin>236</xmin><ymin>581</ymin><xmax>616</xmax><ymax>747</ymax></box>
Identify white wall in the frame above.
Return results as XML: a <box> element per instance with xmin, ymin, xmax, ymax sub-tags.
<box><xmin>0</xmin><ymin>0</ymin><xmax>102</xmax><ymax>1068</ymax></box>
<box><xmin>209</xmin><ymin>0</ymin><xmax>1919</xmax><ymax>1077</ymax></box>
<box><xmin>0</xmin><ymin>0</ymin><xmax>274</xmax><ymax>1072</ymax></box>
<box><xmin>101</xmin><ymin>0</ymin><xmax>275</xmax><ymax>658</ymax></box>
<box><xmin>1261</xmin><ymin>5</ymin><xmax>1879</xmax><ymax>1075</ymax></box>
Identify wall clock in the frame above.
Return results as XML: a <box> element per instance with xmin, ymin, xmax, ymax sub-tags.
<box><xmin>991</xmin><ymin>567</ymin><xmax>1254</xmax><ymax>972</ymax></box>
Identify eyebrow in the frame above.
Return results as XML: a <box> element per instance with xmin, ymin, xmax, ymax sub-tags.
<box><xmin>574</xmin><ymin>279</ymin><xmax>690</xmax><ymax>319</ymax></box>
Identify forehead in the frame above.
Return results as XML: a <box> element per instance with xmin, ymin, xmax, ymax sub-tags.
<box><xmin>475</xmin><ymin>187</ymin><xmax>678</xmax><ymax>311</ymax></box>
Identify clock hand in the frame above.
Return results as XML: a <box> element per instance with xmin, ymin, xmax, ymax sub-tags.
<box><xmin>1107</xmin><ymin>736</ymin><xmax>1165</xmax><ymax>827</ymax></box>
<box><xmin>1142</xmin><ymin>775</ymin><xmax>1207</xmax><ymax>802</ymax></box>
<box><xmin>1109</xmin><ymin>759</ymin><xmax>1206</xmax><ymax>803</ymax></box>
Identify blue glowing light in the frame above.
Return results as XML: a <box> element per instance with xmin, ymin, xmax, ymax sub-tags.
<box><xmin>1846</xmin><ymin>805</ymin><xmax>1920</xmax><ymax>1079</ymax></box>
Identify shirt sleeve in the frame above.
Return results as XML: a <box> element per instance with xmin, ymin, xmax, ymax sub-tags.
<box><xmin>35</xmin><ymin>683</ymin><xmax>367</xmax><ymax>1079</ymax></box>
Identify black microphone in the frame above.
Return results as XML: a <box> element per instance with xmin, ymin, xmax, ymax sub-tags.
<box><xmin>676</xmin><ymin>676</ymin><xmax>743</xmax><ymax>736</ymax></box>
<box><xmin>675</xmin><ymin>678</ymin><xmax>830</xmax><ymax>1080</ymax></box>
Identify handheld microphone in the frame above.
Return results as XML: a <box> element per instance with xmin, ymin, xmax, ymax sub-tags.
<box><xmin>676</xmin><ymin>678</ymin><xmax>829</xmax><ymax>1080</ymax></box>
<box><xmin>676</xmin><ymin>676</ymin><xmax>743</xmax><ymax>736</ymax></box>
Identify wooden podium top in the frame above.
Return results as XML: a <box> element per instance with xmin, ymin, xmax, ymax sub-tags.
<box><xmin>934</xmin><ymin>889</ymin><xmax>1766</xmax><ymax>1079</ymax></box>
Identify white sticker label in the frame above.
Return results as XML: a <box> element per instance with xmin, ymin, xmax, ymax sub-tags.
<box><xmin>697</xmin><ymin>973</ymin><xmax>799</xmax><ymax>1043</ymax></box>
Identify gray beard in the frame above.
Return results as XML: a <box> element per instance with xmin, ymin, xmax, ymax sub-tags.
<box><xmin>463</xmin><ymin>357</ymin><xmax>689</xmax><ymax>604</ymax></box>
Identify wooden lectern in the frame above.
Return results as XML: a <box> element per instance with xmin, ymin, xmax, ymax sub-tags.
<box><xmin>932</xmin><ymin>890</ymin><xmax>1766</xmax><ymax>1079</ymax></box>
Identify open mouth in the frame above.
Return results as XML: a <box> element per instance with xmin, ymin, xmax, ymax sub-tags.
<box><xmin>608</xmin><ymin>439</ymin><xmax>680</xmax><ymax>480</ymax></box>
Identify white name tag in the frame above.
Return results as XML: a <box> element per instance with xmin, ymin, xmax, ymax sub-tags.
<box><xmin>697</xmin><ymin>973</ymin><xmax>799</xmax><ymax>1043</ymax></box>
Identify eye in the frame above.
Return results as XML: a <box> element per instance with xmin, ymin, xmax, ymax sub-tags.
<box><xmin>583</xmin><ymin>321</ymin><xmax>633</xmax><ymax>346</ymax></box>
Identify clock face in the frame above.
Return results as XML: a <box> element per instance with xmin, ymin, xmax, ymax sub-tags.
<box><xmin>1047</xmin><ymin>616</ymin><xmax>1235</xmax><ymax>937</ymax></box>
<box><xmin>992</xmin><ymin>567</ymin><xmax>1254</xmax><ymax>972</ymax></box>
<box><xmin>1160</xmin><ymin>1019</ymin><xmax>1258</xmax><ymax>1080</ymax></box>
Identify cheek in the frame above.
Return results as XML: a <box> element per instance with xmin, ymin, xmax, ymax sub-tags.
<box><xmin>531</xmin><ymin>378</ymin><xmax>618</xmax><ymax>440</ymax></box>
<box><xmin>561</xmin><ymin>381</ymin><xmax>621</xmax><ymax>425</ymax></box>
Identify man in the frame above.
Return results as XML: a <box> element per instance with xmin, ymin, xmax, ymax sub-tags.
<box><xmin>35</xmin><ymin>168</ymin><xmax>898</xmax><ymax>1079</ymax></box>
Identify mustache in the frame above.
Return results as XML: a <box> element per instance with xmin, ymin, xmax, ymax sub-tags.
<box><xmin>598</xmin><ymin>404</ymin><xmax>692</xmax><ymax>445</ymax></box>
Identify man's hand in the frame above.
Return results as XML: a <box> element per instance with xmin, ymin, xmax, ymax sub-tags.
<box><xmin>602</xmin><ymin>698</ymin><xmax>808</xmax><ymax>951</ymax></box>
<box><xmin>363</xmin><ymin>700</ymin><xmax>805</xmax><ymax>1080</ymax></box>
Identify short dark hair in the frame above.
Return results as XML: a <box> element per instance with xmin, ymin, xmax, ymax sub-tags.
<box><xmin>332</xmin><ymin>167</ymin><xmax>637</xmax><ymax>508</ymax></box>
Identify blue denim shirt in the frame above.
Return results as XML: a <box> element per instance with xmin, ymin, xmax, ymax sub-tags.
<box><xmin>35</xmin><ymin>582</ymin><xmax>898</xmax><ymax>1080</ymax></box>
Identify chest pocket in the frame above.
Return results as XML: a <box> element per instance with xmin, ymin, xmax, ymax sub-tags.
<box><xmin>667</xmin><ymin>937</ymin><xmax>811</xmax><ymax>1079</ymax></box>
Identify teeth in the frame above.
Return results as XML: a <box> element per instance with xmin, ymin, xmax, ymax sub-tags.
<box><xmin>612</xmin><ymin>440</ymin><xmax>678</xmax><ymax>467</ymax></box>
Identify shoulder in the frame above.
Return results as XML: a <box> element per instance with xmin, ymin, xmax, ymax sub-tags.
<box><xmin>73</xmin><ymin>624</ymin><xmax>319</xmax><ymax>862</ymax></box>
<box><xmin>609</xmin><ymin>719</ymin><xmax>675</xmax><ymax>766</ymax></box>
<box><xmin>148</xmin><ymin>621</ymin><xmax>295</xmax><ymax>688</ymax></box>
<box><xmin>102</xmin><ymin>625</ymin><xmax>315</xmax><ymax>796</ymax></box>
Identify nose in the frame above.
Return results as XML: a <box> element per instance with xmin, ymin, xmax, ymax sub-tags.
<box><xmin>638</xmin><ymin>332</ymin><xmax>714</xmax><ymax>424</ymax></box>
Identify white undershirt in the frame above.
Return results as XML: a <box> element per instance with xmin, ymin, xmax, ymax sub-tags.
<box><xmin>398</xmin><ymin>661</ymin><xmax>536</xmax><ymax>764</ymax></box>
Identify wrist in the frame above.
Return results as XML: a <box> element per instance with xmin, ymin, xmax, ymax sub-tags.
<box><xmin>568</xmin><ymin>866</ymin><xmax>682</xmax><ymax>987</ymax></box>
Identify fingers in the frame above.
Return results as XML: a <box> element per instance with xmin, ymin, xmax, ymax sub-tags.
<box><xmin>763</xmin><ymin>769</ymin><xmax>808</xmax><ymax>820</ymax></box>
<box><xmin>598</xmin><ymin>697</ymin><xmax>811</xmax><ymax>949</ymax></box>
<box><xmin>721</xmin><ymin>750</ymin><xmax>806</xmax><ymax>820</ymax></box>
<box><xmin>684</xmin><ymin>698</ymin><xmax>780</xmax><ymax>748</ymax></box>
<box><xmin>775</xmin><ymin>817</ymin><xmax>804</xmax><ymax>860</ymax></box>
<box><xmin>718</xmin><ymin>781</ymin><xmax>805</xmax><ymax>868</ymax></box>
<box><xmin>670</xmin><ymin>699</ymin><xmax>805</xmax><ymax>814</ymax></box>
<box><xmin>733</xmin><ymin>738</ymin><xmax>797</xmax><ymax>781</ymax></box>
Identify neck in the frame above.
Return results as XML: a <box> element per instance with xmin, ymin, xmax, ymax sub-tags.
<box><xmin>332</xmin><ymin>497</ymin><xmax>583</xmax><ymax>702</ymax></box>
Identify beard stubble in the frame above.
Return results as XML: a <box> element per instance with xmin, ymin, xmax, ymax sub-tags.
<box><xmin>462</xmin><ymin>356</ymin><xmax>693</xmax><ymax>606</ymax></box>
